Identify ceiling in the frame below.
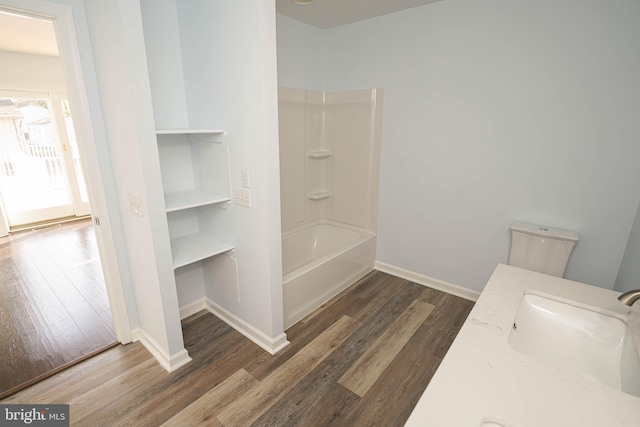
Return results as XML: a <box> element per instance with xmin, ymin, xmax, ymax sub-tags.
<box><xmin>0</xmin><ymin>1</ymin><xmax>443</xmax><ymax>57</ymax></box>
<box><xmin>0</xmin><ymin>10</ymin><xmax>58</xmax><ymax>57</ymax></box>
<box><xmin>275</xmin><ymin>0</ymin><xmax>443</xmax><ymax>29</ymax></box>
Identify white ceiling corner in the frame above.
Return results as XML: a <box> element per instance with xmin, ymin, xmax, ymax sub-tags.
<box><xmin>275</xmin><ymin>0</ymin><xmax>443</xmax><ymax>29</ymax></box>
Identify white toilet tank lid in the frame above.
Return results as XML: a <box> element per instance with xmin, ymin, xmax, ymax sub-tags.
<box><xmin>510</xmin><ymin>221</ymin><xmax>579</xmax><ymax>242</ymax></box>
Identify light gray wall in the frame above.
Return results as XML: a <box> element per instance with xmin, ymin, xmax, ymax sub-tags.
<box><xmin>84</xmin><ymin>0</ymin><xmax>186</xmax><ymax>355</ymax></box>
<box><xmin>140</xmin><ymin>0</ymin><xmax>189</xmax><ymax>129</ymax></box>
<box><xmin>176</xmin><ymin>0</ymin><xmax>285</xmax><ymax>337</ymax></box>
<box><xmin>277</xmin><ymin>0</ymin><xmax>640</xmax><ymax>292</ymax></box>
<box><xmin>276</xmin><ymin>14</ymin><xmax>324</xmax><ymax>91</ymax></box>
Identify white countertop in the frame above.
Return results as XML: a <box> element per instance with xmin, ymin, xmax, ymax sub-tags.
<box><xmin>405</xmin><ymin>264</ymin><xmax>640</xmax><ymax>427</ymax></box>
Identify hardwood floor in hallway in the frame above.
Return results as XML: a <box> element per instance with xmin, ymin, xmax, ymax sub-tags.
<box><xmin>2</xmin><ymin>270</ymin><xmax>474</xmax><ymax>426</ymax></box>
<box><xmin>0</xmin><ymin>219</ymin><xmax>116</xmax><ymax>398</ymax></box>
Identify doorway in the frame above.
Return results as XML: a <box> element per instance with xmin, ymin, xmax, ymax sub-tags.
<box><xmin>0</xmin><ymin>8</ymin><xmax>118</xmax><ymax>398</ymax></box>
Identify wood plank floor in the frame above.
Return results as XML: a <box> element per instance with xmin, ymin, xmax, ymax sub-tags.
<box><xmin>2</xmin><ymin>270</ymin><xmax>474</xmax><ymax>426</ymax></box>
<box><xmin>0</xmin><ymin>219</ymin><xmax>116</xmax><ymax>398</ymax></box>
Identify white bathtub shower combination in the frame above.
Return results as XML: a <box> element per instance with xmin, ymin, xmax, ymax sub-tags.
<box><xmin>278</xmin><ymin>87</ymin><xmax>384</xmax><ymax>328</ymax></box>
<box><xmin>282</xmin><ymin>221</ymin><xmax>376</xmax><ymax>328</ymax></box>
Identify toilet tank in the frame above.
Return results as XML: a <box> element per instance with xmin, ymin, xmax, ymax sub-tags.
<box><xmin>508</xmin><ymin>222</ymin><xmax>579</xmax><ymax>277</ymax></box>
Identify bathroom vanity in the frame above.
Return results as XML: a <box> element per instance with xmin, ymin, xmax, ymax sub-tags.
<box><xmin>405</xmin><ymin>264</ymin><xmax>640</xmax><ymax>426</ymax></box>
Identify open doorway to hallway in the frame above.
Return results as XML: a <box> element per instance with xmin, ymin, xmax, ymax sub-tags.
<box><xmin>0</xmin><ymin>9</ymin><xmax>116</xmax><ymax>398</ymax></box>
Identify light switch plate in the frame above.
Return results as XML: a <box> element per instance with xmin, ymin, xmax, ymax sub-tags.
<box><xmin>128</xmin><ymin>192</ymin><xmax>143</xmax><ymax>217</ymax></box>
<box><xmin>241</xmin><ymin>169</ymin><xmax>251</xmax><ymax>188</ymax></box>
<box><xmin>234</xmin><ymin>188</ymin><xmax>251</xmax><ymax>208</ymax></box>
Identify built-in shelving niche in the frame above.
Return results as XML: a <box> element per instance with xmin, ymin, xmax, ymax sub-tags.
<box><xmin>157</xmin><ymin>129</ymin><xmax>234</xmax><ymax>270</ymax></box>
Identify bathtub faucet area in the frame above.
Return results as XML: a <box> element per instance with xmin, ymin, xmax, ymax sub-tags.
<box><xmin>618</xmin><ymin>289</ymin><xmax>640</xmax><ymax>306</ymax></box>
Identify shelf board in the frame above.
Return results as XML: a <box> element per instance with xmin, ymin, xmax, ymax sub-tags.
<box><xmin>307</xmin><ymin>149</ymin><xmax>333</xmax><ymax>159</ymax></box>
<box><xmin>156</xmin><ymin>129</ymin><xmax>226</xmax><ymax>143</ymax></box>
<box><xmin>307</xmin><ymin>191</ymin><xmax>332</xmax><ymax>201</ymax></box>
<box><xmin>165</xmin><ymin>190</ymin><xmax>230</xmax><ymax>212</ymax></box>
<box><xmin>171</xmin><ymin>234</ymin><xmax>234</xmax><ymax>269</ymax></box>
<box><xmin>156</xmin><ymin>129</ymin><xmax>226</xmax><ymax>135</ymax></box>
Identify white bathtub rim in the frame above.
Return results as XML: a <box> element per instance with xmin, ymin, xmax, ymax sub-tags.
<box><xmin>282</xmin><ymin>220</ymin><xmax>376</xmax><ymax>284</ymax></box>
<box><xmin>283</xmin><ymin>235</ymin><xmax>376</xmax><ymax>284</ymax></box>
<box><xmin>285</xmin><ymin>265</ymin><xmax>374</xmax><ymax>328</ymax></box>
<box><xmin>282</xmin><ymin>219</ymin><xmax>375</xmax><ymax>239</ymax></box>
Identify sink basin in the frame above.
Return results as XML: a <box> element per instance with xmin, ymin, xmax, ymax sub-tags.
<box><xmin>508</xmin><ymin>293</ymin><xmax>640</xmax><ymax>397</ymax></box>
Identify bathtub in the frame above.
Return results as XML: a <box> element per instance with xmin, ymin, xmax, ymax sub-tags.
<box><xmin>282</xmin><ymin>220</ymin><xmax>376</xmax><ymax>328</ymax></box>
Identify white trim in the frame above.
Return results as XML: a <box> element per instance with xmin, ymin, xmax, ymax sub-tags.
<box><xmin>180</xmin><ymin>298</ymin><xmax>289</xmax><ymax>355</ymax></box>
<box><xmin>54</xmin><ymin>3</ymin><xmax>133</xmax><ymax>345</ymax></box>
<box><xmin>0</xmin><ymin>0</ymin><xmax>63</xmax><ymax>17</ymax></box>
<box><xmin>206</xmin><ymin>299</ymin><xmax>289</xmax><ymax>354</ymax></box>
<box><xmin>375</xmin><ymin>261</ymin><xmax>480</xmax><ymax>302</ymax></box>
<box><xmin>131</xmin><ymin>328</ymin><xmax>192</xmax><ymax>372</ymax></box>
<box><xmin>179</xmin><ymin>298</ymin><xmax>207</xmax><ymax>320</ymax></box>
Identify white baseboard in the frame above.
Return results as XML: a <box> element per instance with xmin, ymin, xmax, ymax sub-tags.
<box><xmin>375</xmin><ymin>261</ymin><xmax>480</xmax><ymax>302</ymax></box>
<box><xmin>131</xmin><ymin>328</ymin><xmax>192</xmax><ymax>372</ymax></box>
<box><xmin>206</xmin><ymin>299</ymin><xmax>290</xmax><ymax>354</ymax></box>
<box><xmin>179</xmin><ymin>297</ymin><xmax>289</xmax><ymax>355</ymax></box>
<box><xmin>179</xmin><ymin>298</ymin><xmax>207</xmax><ymax>320</ymax></box>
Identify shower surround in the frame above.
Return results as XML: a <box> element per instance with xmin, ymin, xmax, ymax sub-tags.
<box><xmin>278</xmin><ymin>86</ymin><xmax>384</xmax><ymax>328</ymax></box>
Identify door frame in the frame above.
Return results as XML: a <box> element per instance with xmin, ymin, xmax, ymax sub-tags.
<box><xmin>0</xmin><ymin>0</ymin><xmax>133</xmax><ymax>343</ymax></box>
<box><xmin>51</xmin><ymin>93</ymin><xmax>92</xmax><ymax>217</ymax></box>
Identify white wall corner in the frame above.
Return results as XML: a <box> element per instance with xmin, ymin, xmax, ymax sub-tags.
<box><xmin>205</xmin><ymin>298</ymin><xmax>289</xmax><ymax>355</ymax></box>
<box><xmin>375</xmin><ymin>261</ymin><xmax>480</xmax><ymax>302</ymax></box>
<box><xmin>131</xmin><ymin>327</ymin><xmax>192</xmax><ymax>372</ymax></box>
<box><xmin>179</xmin><ymin>298</ymin><xmax>208</xmax><ymax>320</ymax></box>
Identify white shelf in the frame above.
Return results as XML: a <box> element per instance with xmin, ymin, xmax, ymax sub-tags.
<box><xmin>164</xmin><ymin>190</ymin><xmax>230</xmax><ymax>212</ymax></box>
<box><xmin>157</xmin><ymin>129</ymin><xmax>234</xmax><ymax>270</ymax></box>
<box><xmin>307</xmin><ymin>149</ymin><xmax>333</xmax><ymax>159</ymax></box>
<box><xmin>307</xmin><ymin>190</ymin><xmax>332</xmax><ymax>201</ymax></box>
<box><xmin>156</xmin><ymin>129</ymin><xmax>226</xmax><ymax>135</ymax></box>
<box><xmin>156</xmin><ymin>129</ymin><xmax>226</xmax><ymax>143</ymax></box>
<box><xmin>170</xmin><ymin>234</ymin><xmax>234</xmax><ymax>269</ymax></box>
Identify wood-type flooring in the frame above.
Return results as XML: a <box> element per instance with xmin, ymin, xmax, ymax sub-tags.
<box><xmin>2</xmin><ymin>270</ymin><xmax>474</xmax><ymax>426</ymax></box>
<box><xmin>0</xmin><ymin>219</ymin><xmax>116</xmax><ymax>399</ymax></box>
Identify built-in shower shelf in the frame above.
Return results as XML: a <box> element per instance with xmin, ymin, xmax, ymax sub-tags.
<box><xmin>307</xmin><ymin>150</ymin><xmax>333</xmax><ymax>159</ymax></box>
<box><xmin>307</xmin><ymin>191</ymin><xmax>332</xmax><ymax>201</ymax></box>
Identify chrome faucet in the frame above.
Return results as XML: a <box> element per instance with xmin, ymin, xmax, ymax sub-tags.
<box><xmin>618</xmin><ymin>289</ymin><xmax>640</xmax><ymax>306</ymax></box>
